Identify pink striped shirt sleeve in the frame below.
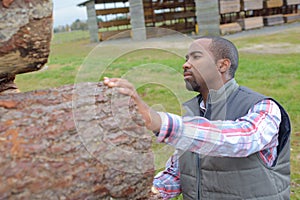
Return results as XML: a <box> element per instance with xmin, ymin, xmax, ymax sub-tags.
<box><xmin>156</xmin><ymin>99</ymin><xmax>281</xmax><ymax>164</ymax></box>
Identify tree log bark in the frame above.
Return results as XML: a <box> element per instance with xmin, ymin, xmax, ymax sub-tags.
<box><xmin>0</xmin><ymin>0</ymin><xmax>53</xmax><ymax>80</ymax></box>
<box><xmin>0</xmin><ymin>82</ymin><xmax>155</xmax><ymax>199</ymax></box>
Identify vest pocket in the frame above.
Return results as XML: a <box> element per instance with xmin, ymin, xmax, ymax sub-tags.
<box><xmin>201</xmin><ymin>168</ymin><xmax>279</xmax><ymax>199</ymax></box>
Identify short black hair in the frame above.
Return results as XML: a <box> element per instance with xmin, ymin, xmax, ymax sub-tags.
<box><xmin>199</xmin><ymin>36</ymin><xmax>239</xmax><ymax>78</ymax></box>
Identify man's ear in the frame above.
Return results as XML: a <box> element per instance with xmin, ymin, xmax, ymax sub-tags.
<box><xmin>217</xmin><ymin>58</ymin><xmax>231</xmax><ymax>73</ymax></box>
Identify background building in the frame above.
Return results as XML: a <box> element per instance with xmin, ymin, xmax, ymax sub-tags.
<box><xmin>78</xmin><ymin>0</ymin><xmax>300</xmax><ymax>42</ymax></box>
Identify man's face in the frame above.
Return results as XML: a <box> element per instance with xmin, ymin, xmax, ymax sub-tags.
<box><xmin>183</xmin><ymin>39</ymin><xmax>221</xmax><ymax>92</ymax></box>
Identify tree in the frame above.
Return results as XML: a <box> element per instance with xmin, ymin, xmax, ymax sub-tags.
<box><xmin>71</xmin><ymin>19</ymin><xmax>88</xmax><ymax>31</ymax></box>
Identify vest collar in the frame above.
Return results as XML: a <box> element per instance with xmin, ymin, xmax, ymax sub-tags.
<box><xmin>207</xmin><ymin>78</ymin><xmax>239</xmax><ymax>106</ymax></box>
<box><xmin>183</xmin><ymin>79</ymin><xmax>239</xmax><ymax>116</ymax></box>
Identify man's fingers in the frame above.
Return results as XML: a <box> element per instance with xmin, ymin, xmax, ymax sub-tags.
<box><xmin>117</xmin><ymin>87</ymin><xmax>135</xmax><ymax>97</ymax></box>
<box><xmin>102</xmin><ymin>77</ymin><xmax>158</xmax><ymax>132</ymax></box>
<box><xmin>103</xmin><ymin>77</ymin><xmax>135</xmax><ymax>90</ymax></box>
<box><xmin>103</xmin><ymin>77</ymin><xmax>119</xmax><ymax>87</ymax></box>
<box><xmin>103</xmin><ymin>77</ymin><xmax>137</xmax><ymax>98</ymax></box>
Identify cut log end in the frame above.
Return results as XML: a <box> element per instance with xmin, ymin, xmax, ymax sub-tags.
<box><xmin>0</xmin><ymin>0</ymin><xmax>53</xmax><ymax>80</ymax></box>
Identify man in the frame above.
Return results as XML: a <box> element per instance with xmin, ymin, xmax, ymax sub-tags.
<box><xmin>104</xmin><ymin>36</ymin><xmax>291</xmax><ymax>200</ymax></box>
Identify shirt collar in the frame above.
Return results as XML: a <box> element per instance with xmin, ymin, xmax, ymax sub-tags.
<box><xmin>199</xmin><ymin>99</ymin><xmax>206</xmax><ymax>111</ymax></box>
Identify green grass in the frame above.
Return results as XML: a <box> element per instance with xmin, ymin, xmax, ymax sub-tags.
<box><xmin>15</xmin><ymin>27</ymin><xmax>300</xmax><ymax>199</ymax></box>
<box><xmin>51</xmin><ymin>30</ymin><xmax>90</xmax><ymax>44</ymax></box>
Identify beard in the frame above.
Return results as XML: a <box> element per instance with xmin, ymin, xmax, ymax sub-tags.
<box><xmin>184</xmin><ymin>78</ymin><xmax>201</xmax><ymax>92</ymax></box>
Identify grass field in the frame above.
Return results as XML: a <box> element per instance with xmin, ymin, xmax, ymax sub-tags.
<box><xmin>15</xmin><ymin>27</ymin><xmax>300</xmax><ymax>199</ymax></box>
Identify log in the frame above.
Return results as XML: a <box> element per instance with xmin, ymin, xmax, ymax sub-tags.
<box><xmin>238</xmin><ymin>16</ymin><xmax>264</xmax><ymax>30</ymax></box>
<box><xmin>0</xmin><ymin>0</ymin><xmax>53</xmax><ymax>80</ymax></box>
<box><xmin>0</xmin><ymin>82</ymin><xmax>155</xmax><ymax>199</ymax></box>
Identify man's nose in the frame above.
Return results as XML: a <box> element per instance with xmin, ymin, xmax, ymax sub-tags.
<box><xmin>183</xmin><ymin>60</ymin><xmax>192</xmax><ymax>70</ymax></box>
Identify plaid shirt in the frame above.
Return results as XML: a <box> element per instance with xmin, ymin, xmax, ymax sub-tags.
<box><xmin>153</xmin><ymin>99</ymin><xmax>281</xmax><ymax>199</ymax></box>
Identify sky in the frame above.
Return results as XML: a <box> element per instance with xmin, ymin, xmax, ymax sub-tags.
<box><xmin>52</xmin><ymin>0</ymin><xmax>129</xmax><ymax>27</ymax></box>
<box><xmin>52</xmin><ymin>0</ymin><xmax>88</xmax><ymax>27</ymax></box>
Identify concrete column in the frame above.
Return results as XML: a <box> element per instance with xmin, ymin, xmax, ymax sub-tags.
<box><xmin>86</xmin><ymin>0</ymin><xmax>99</xmax><ymax>43</ymax></box>
<box><xmin>195</xmin><ymin>0</ymin><xmax>220</xmax><ymax>36</ymax></box>
<box><xmin>129</xmin><ymin>0</ymin><xmax>146</xmax><ymax>41</ymax></box>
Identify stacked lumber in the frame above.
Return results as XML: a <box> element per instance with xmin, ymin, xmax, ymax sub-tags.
<box><xmin>284</xmin><ymin>0</ymin><xmax>300</xmax><ymax>5</ymax></box>
<box><xmin>155</xmin><ymin>11</ymin><xmax>195</xmax><ymax>22</ymax></box>
<box><xmin>241</xmin><ymin>0</ymin><xmax>264</xmax><ymax>11</ymax></box>
<box><xmin>264</xmin><ymin>0</ymin><xmax>283</xmax><ymax>8</ymax></box>
<box><xmin>283</xmin><ymin>13</ymin><xmax>300</xmax><ymax>22</ymax></box>
<box><xmin>153</xmin><ymin>1</ymin><xmax>194</xmax><ymax>9</ymax></box>
<box><xmin>145</xmin><ymin>27</ymin><xmax>183</xmax><ymax>38</ymax></box>
<box><xmin>143</xmin><ymin>0</ymin><xmax>154</xmax><ymax>24</ymax></box>
<box><xmin>219</xmin><ymin>0</ymin><xmax>241</xmax><ymax>14</ymax></box>
<box><xmin>98</xmin><ymin>19</ymin><xmax>130</xmax><ymax>28</ymax></box>
<box><xmin>95</xmin><ymin>7</ymin><xmax>129</xmax><ymax>15</ymax></box>
<box><xmin>160</xmin><ymin>22</ymin><xmax>195</xmax><ymax>33</ymax></box>
<box><xmin>238</xmin><ymin>16</ymin><xmax>264</xmax><ymax>30</ymax></box>
<box><xmin>144</xmin><ymin>0</ymin><xmax>195</xmax><ymax>35</ymax></box>
<box><xmin>220</xmin><ymin>22</ymin><xmax>242</xmax><ymax>35</ymax></box>
<box><xmin>263</xmin><ymin>14</ymin><xmax>284</xmax><ymax>25</ymax></box>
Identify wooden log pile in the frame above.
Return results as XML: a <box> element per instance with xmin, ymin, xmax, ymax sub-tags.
<box><xmin>241</xmin><ymin>0</ymin><xmax>264</xmax><ymax>11</ymax></box>
<box><xmin>283</xmin><ymin>13</ymin><xmax>300</xmax><ymax>22</ymax></box>
<box><xmin>285</xmin><ymin>0</ymin><xmax>300</xmax><ymax>5</ymax></box>
<box><xmin>219</xmin><ymin>0</ymin><xmax>241</xmax><ymax>14</ymax></box>
<box><xmin>0</xmin><ymin>82</ymin><xmax>157</xmax><ymax>199</ymax></box>
<box><xmin>264</xmin><ymin>0</ymin><xmax>283</xmax><ymax>8</ymax></box>
<box><xmin>263</xmin><ymin>14</ymin><xmax>284</xmax><ymax>25</ymax></box>
<box><xmin>238</xmin><ymin>16</ymin><xmax>264</xmax><ymax>30</ymax></box>
<box><xmin>220</xmin><ymin>22</ymin><xmax>242</xmax><ymax>35</ymax></box>
<box><xmin>0</xmin><ymin>0</ymin><xmax>53</xmax><ymax>93</ymax></box>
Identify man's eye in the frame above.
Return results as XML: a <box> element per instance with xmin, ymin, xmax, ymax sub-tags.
<box><xmin>193</xmin><ymin>55</ymin><xmax>201</xmax><ymax>59</ymax></box>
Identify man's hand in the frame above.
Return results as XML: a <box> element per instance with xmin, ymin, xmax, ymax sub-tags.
<box><xmin>103</xmin><ymin>77</ymin><xmax>162</xmax><ymax>132</ymax></box>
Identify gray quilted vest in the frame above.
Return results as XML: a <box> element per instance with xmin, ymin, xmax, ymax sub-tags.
<box><xmin>179</xmin><ymin>80</ymin><xmax>291</xmax><ymax>200</ymax></box>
